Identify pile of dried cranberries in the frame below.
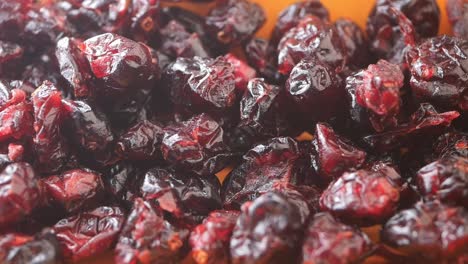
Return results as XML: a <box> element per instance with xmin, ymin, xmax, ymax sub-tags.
<box><xmin>0</xmin><ymin>0</ymin><xmax>467</xmax><ymax>263</ymax></box>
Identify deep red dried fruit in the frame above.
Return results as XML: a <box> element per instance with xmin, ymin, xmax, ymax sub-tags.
<box><xmin>0</xmin><ymin>234</ymin><xmax>33</xmax><ymax>260</ymax></box>
<box><xmin>116</xmin><ymin>120</ymin><xmax>164</xmax><ymax>161</ymax></box>
<box><xmin>140</xmin><ymin>167</ymin><xmax>222</xmax><ymax>228</ymax></box>
<box><xmin>432</xmin><ymin>131</ymin><xmax>468</xmax><ymax>159</ymax></box>
<box><xmin>102</xmin><ymin>161</ymin><xmax>143</xmax><ymax>208</ymax></box>
<box><xmin>320</xmin><ymin>162</ymin><xmax>402</xmax><ymax>226</ymax></box>
<box><xmin>224</xmin><ymin>53</ymin><xmax>256</xmax><ymax>92</ymax></box>
<box><xmin>53</xmin><ymin>206</ymin><xmax>125</xmax><ymax>262</ymax></box>
<box><xmin>334</xmin><ymin>18</ymin><xmax>372</xmax><ymax>69</ymax></box>
<box><xmin>1</xmin><ymin>232</ymin><xmax>62</xmax><ymax>264</ymax></box>
<box><xmin>0</xmin><ymin>163</ymin><xmax>42</xmax><ymax>228</ymax></box>
<box><xmin>0</xmin><ymin>91</ymin><xmax>33</xmax><ymax>143</ymax></box>
<box><xmin>230</xmin><ymin>192</ymin><xmax>303</xmax><ymax>264</ymax></box>
<box><xmin>244</xmin><ymin>38</ymin><xmax>281</xmax><ymax>83</ymax></box>
<box><xmin>0</xmin><ymin>1</ymin><xmax>31</xmax><ymax>42</ymax></box>
<box><xmin>160</xmin><ymin>20</ymin><xmax>210</xmax><ymax>59</ymax></box>
<box><xmin>302</xmin><ymin>212</ymin><xmax>373</xmax><ymax>264</ymax></box>
<box><xmin>0</xmin><ymin>41</ymin><xmax>24</xmax><ymax>64</ymax></box>
<box><xmin>446</xmin><ymin>0</ymin><xmax>468</xmax><ymax>38</ymax></box>
<box><xmin>381</xmin><ymin>200</ymin><xmax>468</xmax><ymax>260</ymax></box>
<box><xmin>189</xmin><ymin>210</ymin><xmax>240</xmax><ymax>264</ymax></box>
<box><xmin>115</xmin><ymin>198</ymin><xmax>189</xmax><ymax>264</ymax></box>
<box><xmin>407</xmin><ymin>36</ymin><xmax>468</xmax><ymax>112</ymax></box>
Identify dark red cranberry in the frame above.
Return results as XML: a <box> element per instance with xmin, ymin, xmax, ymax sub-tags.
<box><xmin>2</xmin><ymin>232</ymin><xmax>62</xmax><ymax>264</ymax></box>
<box><xmin>102</xmin><ymin>161</ymin><xmax>143</xmax><ymax>208</ymax></box>
<box><xmin>230</xmin><ymin>192</ymin><xmax>303</xmax><ymax>264</ymax></box>
<box><xmin>41</xmin><ymin>169</ymin><xmax>105</xmax><ymax>214</ymax></box>
<box><xmin>320</xmin><ymin>162</ymin><xmax>402</xmax><ymax>226</ymax></box>
<box><xmin>381</xmin><ymin>200</ymin><xmax>468</xmax><ymax>260</ymax></box>
<box><xmin>447</xmin><ymin>0</ymin><xmax>468</xmax><ymax>38</ymax></box>
<box><xmin>160</xmin><ymin>20</ymin><xmax>210</xmax><ymax>59</ymax></box>
<box><xmin>123</xmin><ymin>0</ymin><xmax>160</xmax><ymax>44</ymax></box>
<box><xmin>277</xmin><ymin>16</ymin><xmax>347</xmax><ymax>75</ymax></box>
<box><xmin>244</xmin><ymin>38</ymin><xmax>282</xmax><ymax>83</ymax></box>
<box><xmin>224</xmin><ymin>53</ymin><xmax>256</xmax><ymax>92</ymax></box>
<box><xmin>140</xmin><ymin>167</ymin><xmax>222</xmax><ymax>228</ymax></box>
<box><xmin>53</xmin><ymin>206</ymin><xmax>125</xmax><ymax>262</ymax></box>
<box><xmin>268</xmin><ymin>182</ymin><xmax>316</xmax><ymax>224</ymax></box>
<box><xmin>205</xmin><ymin>0</ymin><xmax>265</xmax><ymax>47</ymax></box>
<box><xmin>302</xmin><ymin>212</ymin><xmax>373</xmax><ymax>264</ymax></box>
<box><xmin>0</xmin><ymin>41</ymin><xmax>24</xmax><ymax>64</ymax></box>
<box><xmin>115</xmin><ymin>198</ymin><xmax>189</xmax><ymax>264</ymax></box>
<box><xmin>189</xmin><ymin>210</ymin><xmax>240</xmax><ymax>264</ymax></box>
<box><xmin>407</xmin><ymin>36</ymin><xmax>468</xmax><ymax>112</ymax></box>
<box><xmin>334</xmin><ymin>18</ymin><xmax>372</xmax><ymax>69</ymax></box>
<box><xmin>0</xmin><ymin>1</ymin><xmax>31</xmax><ymax>42</ymax></box>
<box><xmin>432</xmin><ymin>131</ymin><xmax>468</xmax><ymax>159</ymax></box>
<box><xmin>314</xmin><ymin>123</ymin><xmax>367</xmax><ymax>181</ymax></box>
<box><xmin>116</xmin><ymin>120</ymin><xmax>164</xmax><ymax>161</ymax></box>
<box><xmin>0</xmin><ymin>163</ymin><xmax>42</xmax><ymax>228</ymax></box>
<box><xmin>0</xmin><ymin>91</ymin><xmax>33</xmax><ymax>143</ymax></box>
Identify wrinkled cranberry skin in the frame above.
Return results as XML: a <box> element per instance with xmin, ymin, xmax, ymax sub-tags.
<box><xmin>161</xmin><ymin>113</ymin><xmax>233</xmax><ymax>176</ymax></box>
<box><xmin>53</xmin><ymin>206</ymin><xmax>125</xmax><ymax>262</ymax></box>
<box><xmin>0</xmin><ymin>163</ymin><xmax>42</xmax><ymax>228</ymax></box>
<box><xmin>0</xmin><ymin>41</ymin><xmax>24</xmax><ymax>65</ymax></box>
<box><xmin>407</xmin><ymin>36</ymin><xmax>468</xmax><ymax>112</ymax></box>
<box><xmin>189</xmin><ymin>210</ymin><xmax>240</xmax><ymax>264</ymax></box>
<box><xmin>334</xmin><ymin>18</ymin><xmax>372</xmax><ymax>69</ymax></box>
<box><xmin>382</xmin><ymin>200</ymin><xmax>468</xmax><ymax>260</ymax></box>
<box><xmin>302</xmin><ymin>212</ymin><xmax>373</xmax><ymax>264</ymax></box>
<box><xmin>0</xmin><ymin>234</ymin><xmax>33</xmax><ymax>260</ymax></box>
<box><xmin>0</xmin><ymin>93</ymin><xmax>34</xmax><ymax>143</ymax></box>
<box><xmin>230</xmin><ymin>192</ymin><xmax>303</xmax><ymax>264</ymax></box>
<box><xmin>278</xmin><ymin>16</ymin><xmax>347</xmax><ymax>75</ymax></box>
<box><xmin>160</xmin><ymin>20</ymin><xmax>210</xmax><ymax>59</ymax></box>
<box><xmin>115</xmin><ymin>198</ymin><xmax>189</xmax><ymax>264</ymax></box>
<box><xmin>205</xmin><ymin>0</ymin><xmax>265</xmax><ymax>47</ymax></box>
<box><xmin>41</xmin><ymin>169</ymin><xmax>105</xmax><ymax>214</ymax></box>
<box><xmin>3</xmin><ymin>232</ymin><xmax>62</xmax><ymax>264</ymax></box>
<box><xmin>102</xmin><ymin>161</ymin><xmax>143</xmax><ymax>208</ymax></box>
<box><xmin>314</xmin><ymin>123</ymin><xmax>367</xmax><ymax>181</ymax></box>
<box><xmin>116</xmin><ymin>120</ymin><xmax>164</xmax><ymax>161</ymax></box>
<box><xmin>0</xmin><ymin>1</ymin><xmax>31</xmax><ymax>42</ymax></box>
<box><xmin>417</xmin><ymin>156</ymin><xmax>468</xmax><ymax>207</ymax></box>
<box><xmin>140</xmin><ymin>167</ymin><xmax>222</xmax><ymax>228</ymax></box>
<box><xmin>432</xmin><ymin>131</ymin><xmax>468</xmax><ymax>159</ymax></box>
<box><xmin>244</xmin><ymin>38</ymin><xmax>282</xmax><ymax>84</ymax></box>
<box><xmin>224</xmin><ymin>53</ymin><xmax>257</xmax><ymax>92</ymax></box>
<box><xmin>447</xmin><ymin>0</ymin><xmax>468</xmax><ymax>38</ymax></box>
<box><xmin>320</xmin><ymin>163</ymin><xmax>402</xmax><ymax>226</ymax></box>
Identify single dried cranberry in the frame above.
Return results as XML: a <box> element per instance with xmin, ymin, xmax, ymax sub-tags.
<box><xmin>407</xmin><ymin>36</ymin><xmax>468</xmax><ymax>112</ymax></box>
<box><xmin>205</xmin><ymin>0</ymin><xmax>265</xmax><ymax>47</ymax></box>
<box><xmin>0</xmin><ymin>163</ymin><xmax>42</xmax><ymax>228</ymax></box>
<box><xmin>115</xmin><ymin>198</ymin><xmax>189</xmax><ymax>264</ymax></box>
<box><xmin>116</xmin><ymin>120</ymin><xmax>164</xmax><ymax>161</ymax></box>
<box><xmin>53</xmin><ymin>206</ymin><xmax>125</xmax><ymax>262</ymax></box>
<box><xmin>320</xmin><ymin>162</ymin><xmax>402</xmax><ymax>226</ymax></box>
<box><xmin>314</xmin><ymin>123</ymin><xmax>367</xmax><ymax>181</ymax></box>
<box><xmin>2</xmin><ymin>232</ymin><xmax>62</xmax><ymax>264</ymax></box>
<box><xmin>302</xmin><ymin>212</ymin><xmax>373</xmax><ymax>264</ymax></box>
<box><xmin>140</xmin><ymin>167</ymin><xmax>222</xmax><ymax>228</ymax></box>
<box><xmin>160</xmin><ymin>20</ymin><xmax>210</xmax><ymax>59</ymax></box>
<box><xmin>381</xmin><ymin>200</ymin><xmax>468</xmax><ymax>260</ymax></box>
<box><xmin>244</xmin><ymin>38</ymin><xmax>282</xmax><ymax>83</ymax></box>
<box><xmin>277</xmin><ymin>16</ymin><xmax>347</xmax><ymax>75</ymax></box>
<box><xmin>432</xmin><ymin>131</ymin><xmax>468</xmax><ymax>159</ymax></box>
<box><xmin>0</xmin><ymin>95</ymin><xmax>33</xmax><ymax>143</ymax></box>
<box><xmin>189</xmin><ymin>210</ymin><xmax>240</xmax><ymax>264</ymax></box>
<box><xmin>230</xmin><ymin>192</ymin><xmax>303</xmax><ymax>264</ymax></box>
<box><xmin>224</xmin><ymin>53</ymin><xmax>256</xmax><ymax>92</ymax></box>
<box><xmin>0</xmin><ymin>41</ymin><xmax>24</xmax><ymax>64</ymax></box>
<box><xmin>447</xmin><ymin>0</ymin><xmax>468</xmax><ymax>38</ymax></box>
<box><xmin>41</xmin><ymin>168</ymin><xmax>105</xmax><ymax>214</ymax></box>
<box><xmin>334</xmin><ymin>18</ymin><xmax>372</xmax><ymax>69</ymax></box>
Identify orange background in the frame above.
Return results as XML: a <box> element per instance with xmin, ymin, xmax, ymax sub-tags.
<box><xmin>86</xmin><ymin>0</ymin><xmax>451</xmax><ymax>263</ymax></box>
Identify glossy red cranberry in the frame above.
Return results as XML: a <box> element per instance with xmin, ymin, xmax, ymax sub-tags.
<box><xmin>432</xmin><ymin>131</ymin><xmax>468</xmax><ymax>159</ymax></box>
<box><xmin>115</xmin><ymin>198</ymin><xmax>189</xmax><ymax>264</ymax></box>
<box><xmin>0</xmin><ymin>1</ymin><xmax>31</xmax><ymax>42</ymax></box>
<box><xmin>407</xmin><ymin>36</ymin><xmax>468</xmax><ymax>112</ymax></box>
<box><xmin>334</xmin><ymin>18</ymin><xmax>372</xmax><ymax>69</ymax></box>
<box><xmin>302</xmin><ymin>212</ymin><xmax>373</xmax><ymax>264</ymax></box>
<box><xmin>160</xmin><ymin>20</ymin><xmax>210</xmax><ymax>59</ymax></box>
<box><xmin>0</xmin><ymin>163</ymin><xmax>42</xmax><ymax>228</ymax></box>
<box><xmin>0</xmin><ymin>233</ymin><xmax>33</xmax><ymax>258</ymax></box>
<box><xmin>447</xmin><ymin>0</ymin><xmax>468</xmax><ymax>38</ymax></box>
<box><xmin>102</xmin><ymin>161</ymin><xmax>143</xmax><ymax>208</ymax></box>
<box><xmin>230</xmin><ymin>192</ymin><xmax>303</xmax><ymax>264</ymax></box>
<box><xmin>116</xmin><ymin>120</ymin><xmax>164</xmax><ymax>161</ymax></box>
<box><xmin>53</xmin><ymin>206</ymin><xmax>125</xmax><ymax>262</ymax></box>
<box><xmin>381</xmin><ymin>200</ymin><xmax>468</xmax><ymax>260</ymax></box>
<box><xmin>0</xmin><ymin>41</ymin><xmax>24</xmax><ymax>64</ymax></box>
<box><xmin>1</xmin><ymin>232</ymin><xmax>62</xmax><ymax>264</ymax></box>
<box><xmin>189</xmin><ymin>210</ymin><xmax>240</xmax><ymax>264</ymax></box>
<box><xmin>224</xmin><ymin>53</ymin><xmax>256</xmax><ymax>92</ymax></box>
<box><xmin>244</xmin><ymin>38</ymin><xmax>282</xmax><ymax>83</ymax></box>
<box><xmin>0</xmin><ymin>90</ymin><xmax>33</xmax><ymax>143</ymax></box>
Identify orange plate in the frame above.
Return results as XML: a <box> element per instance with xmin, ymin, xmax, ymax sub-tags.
<box><xmin>85</xmin><ymin>0</ymin><xmax>451</xmax><ymax>263</ymax></box>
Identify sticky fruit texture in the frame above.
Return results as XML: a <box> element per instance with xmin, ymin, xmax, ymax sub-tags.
<box><xmin>267</xmin><ymin>182</ymin><xmax>315</xmax><ymax>224</ymax></box>
<box><xmin>320</xmin><ymin>162</ymin><xmax>402</xmax><ymax>226</ymax></box>
<box><xmin>161</xmin><ymin>113</ymin><xmax>233</xmax><ymax>176</ymax></box>
<box><xmin>417</xmin><ymin>156</ymin><xmax>468</xmax><ymax>207</ymax></box>
<box><xmin>334</xmin><ymin>18</ymin><xmax>372</xmax><ymax>69</ymax></box>
<box><xmin>285</xmin><ymin>57</ymin><xmax>345</xmax><ymax>123</ymax></box>
<box><xmin>116</xmin><ymin>120</ymin><xmax>164</xmax><ymax>161</ymax></box>
<box><xmin>346</xmin><ymin>60</ymin><xmax>404</xmax><ymax>132</ymax></box>
<box><xmin>1</xmin><ymin>232</ymin><xmax>62</xmax><ymax>264</ymax></box>
<box><xmin>53</xmin><ymin>206</ymin><xmax>125</xmax><ymax>262</ymax></box>
<box><xmin>271</xmin><ymin>0</ymin><xmax>330</xmax><ymax>45</ymax></box>
<box><xmin>314</xmin><ymin>123</ymin><xmax>367</xmax><ymax>181</ymax></box>
<box><xmin>102</xmin><ymin>162</ymin><xmax>143</xmax><ymax>208</ymax></box>
<box><xmin>41</xmin><ymin>169</ymin><xmax>105</xmax><ymax>214</ymax></box>
<box><xmin>244</xmin><ymin>38</ymin><xmax>281</xmax><ymax>83</ymax></box>
<box><xmin>140</xmin><ymin>167</ymin><xmax>222</xmax><ymax>228</ymax></box>
<box><xmin>115</xmin><ymin>198</ymin><xmax>189</xmax><ymax>264</ymax></box>
<box><xmin>407</xmin><ymin>36</ymin><xmax>468</xmax><ymax>112</ymax></box>
<box><xmin>0</xmin><ymin>89</ymin><xmax>34</xmax><ymax>143</ymax></box>
<box><xmin>366</xmin><ymin>5</ymin><xmax>416</xmax><ymax>66</ymax></box>
<box><xmin>224</xmin><ymin>53</ymin><xmax>256</xmax><ymax>92</ymax></box>
<box><xmin>189</xmin><ymin>210</ymin><xmax>240</xmax><ymax>264</ymax></box>
<box><xmin>55</xmin><ymin>37</ymin><xmax>93</xmax><ymax>98</ymax></box>
<box><xmin>302</xmin><ymin>212</ymin><xmax>373</xmax><ymax>264</ymax></box>
<box><xmin>0</xmin><ymin>163</ymin><xmax>42</xmax><ymax>228</ymax></box>
<box><xmin>81</xmin><ymin>33</ymin><xmax>158</xmax><ymax>126</ymax></box>
<box><xmin>0</xmin><ymin>1</ymin><xmax>31</xmax><ymax>42</ymax></box>
<box><xmin>381</xmin><ymin>200</ymin><xmax>468</xmax><ymax>260</ymax></box>
<box><xmin>205</xmin><ymin>0</ymin><xmax>266</xmax><ymax>47</ymax></box>
<box><xmin>230</xmin><ymin>192</ymin><xmax>304</xmax><ymax>264</ymax></box>
<box><xmin>162</xmin><ymin>56</ymin><xmax>236</xmax><ymax>114</ymax></box>
<box><xmin>160</xmin><ymin>20</ymin><xmax>210</xmax><ymax>59</ymax></box>
<box><xmin>364</xmin><ymin>103</ymin><xmax>460</xmax><ymax>152</ymax></box>
<box><xmin>432</xmin><ymin>131</ymin><xmax>468</xmax><ymax>159</ymax></box>
<box><xmin>0</xmin><ymin>234</ymin><xmax>33</xmax><ymax>260</ymax></box>
<box><xmin>447</xmin><ymin>0</ymin><xmax>468</xmax><ymax>38</ymax></box>
<box><xmin>0</xmin><ymin>41</ymin><xmax>24</xmax><ymax>64</ymax></box>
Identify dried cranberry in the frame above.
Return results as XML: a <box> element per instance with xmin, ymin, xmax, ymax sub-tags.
<box><xmin>115</xmin><ymin>198</ymin><xmax>189</xmax><ymax>264</ymax></box>
<box><xmin>0</xmin><ymin>234</ymin><xmax>33</xmax><ymax>260</ymax></box>
<box><xmin>302</xmin><ymin>212</ymin><xmax>373</xmax><ymax>264</ymax></box>
<box><xmin>0</xmin><ymin>93</ymin><xmax>33</xmax><ymax>143</ymax></box>
<box><xmin>0</xmin><ymin>41</ymin><xmax>24</xmax><ymax>65</ymax></box>
<box><xmin>381</xmin><ymin>200</ymin><xmax>468</xmax><ymax>260</ymax></box>
<box><xmin>447</xmin><ymin>0</ymin><xmax>468</xmax><ymax>38</ymax></box>
<box><xmin>0</xmin><ymin>1</ymin><xmax>31</xmax><ymax>42</ymax></box>
<box><xmin>230</xmin><ymin>192</ymin><xmax>303</xmax><ymax>264</ymax></box>
<box><xmin>224</xmin><ymin>53</ymin><xmax>256</xmax><ymax>92</ymax></box>
<box><xmin>102</xmin><ymin>161</ymin><xmax>143</xmax><ymax>208</ymax></box>
<box><xmin>160</xmin><ymin>20</ymin><xmax>210</xmax><ymax>59</ymax></box>
<box><xmin>189</xmin><ymin>210</ymin><xmax>240</xmax><ymax>264</ymax></box>
<box><xmin>407</xmin><ymin>36</ymin><xmax>468</xmax><ymax>112</ymax></box>
<box><xmin>53</xmin><ymin>206</ymin><xmax>125</xmax><ymax>262</ymax></box>
<box><xmin>124</xmin><ymin>0</ymin><xmax>160</xmax><ymax>44</ymax></box>
<box><xmin>334</xmin><ymin>18</ymin><xmax>372</xmax><ymax>69</ymax></box>
<box><xmin>140</xmin><ymin>167</ymin><xmax>222</xmax><ymax>228</ymax></box>
<box><xmin>432</xmin><ymin>131</ymin><xmax>468</xmax><ymax>159</ymax></box>
<box><xmin>116</xmin><ymin>120</ymin><xmax>164</xmax><ymax>161</ymax></box>
<box><xmin>277</xmin><ymin>16</ymin><xmax>347</xmax><ymax>75</ymax></box>
<box><xmin>244</xmin><ymin>38</ymin><xmax>282</xmax><ymax>83</ymax></box>
<box><xmin>2</xmin><ymin>232</ymin><xmax>62</xmax><ymax>264</ymax></box>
